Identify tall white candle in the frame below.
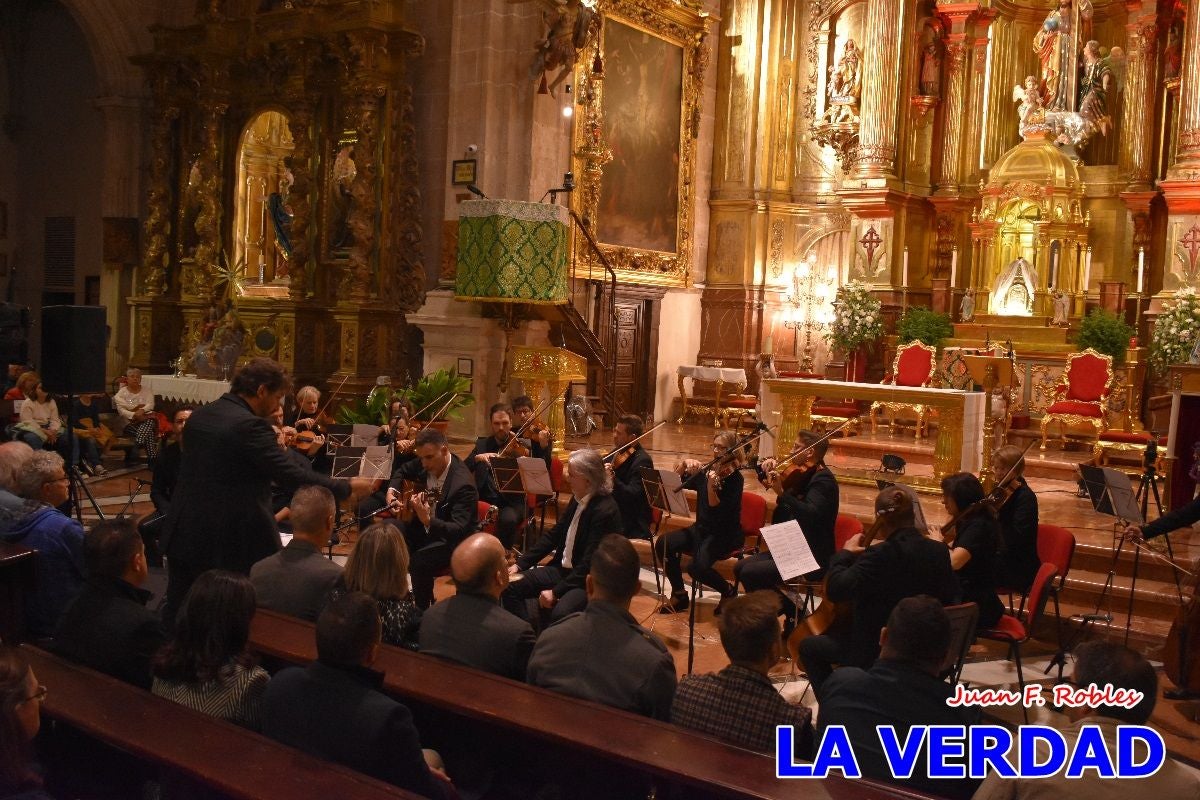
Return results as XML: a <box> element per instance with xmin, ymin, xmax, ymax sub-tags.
<box><xmin>950</xmin><ymin>247</ymin><xmax>957</xmax><ymax>287</ymax></box>
<box><xmin>1083</xmin><ymin>247</ymin><xmax>1092</xmax><ymax>292</ymax></box>
<box><xmin>1137</xmin><ymin>247</ymin><xmax>1145</xmax><ymax>294</ymax></box>
<box><xmin>1050</xmin><ymin>249</ymin><xmax>1058</xmax><ymax>288</ymax></box>
<box><xmin>902</xmin><ymin>247</ymin><xmax>909</xmax><ymax>287</ymax></box>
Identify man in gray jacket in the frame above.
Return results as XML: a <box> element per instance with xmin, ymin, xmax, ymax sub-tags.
<box><xmin>250</xmin><ymin>485</ymin><xmax>341</xmax><ymax>621</ymax></box>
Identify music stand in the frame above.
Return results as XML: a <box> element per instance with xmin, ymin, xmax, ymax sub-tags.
<box><xmin>1077</xmin><ymin>464</ymin><xmax>1144</xmax><ymax>647</ymax></box>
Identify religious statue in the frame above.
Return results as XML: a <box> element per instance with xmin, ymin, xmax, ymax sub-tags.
<box><xmin>1033</xmin><ymin>0</ymin><xmax>1093</xmax><ymax>112</ymax></box>
<box><xmin>527</xmin><ymin>0</ymin><xmax>597</xmax><ymax>95</ymax></box>
<box><xmin>1051</xmin><ymin>290</ymin><xmax>1071</xmax><ymax>327</ymax></box>
<box><xmin>330</xmin><ymin>145</ymin><xmax>357</xmax><ymax>250</ymax></box>
<box><xmin>267</xmin><ymin>168</ymin><xmax>293</xmax><ymax>278</ymax></box>
<box><xmin>959</xmin><ymin>292</ymin><xmax>975</xmax><ymax>323</ymax></box>
<box><xmin>192</xmin><ymin>306</ymin><xmax>246</xmax><ymax>380</ymax></box>
<box><xmin>1012</xmin><ymin>77</ymin><xmax>1047</xmax><ymax>136</ymax></box>
<box><xmin>821</xmin><ymin>39</ymin><xmax>861</xmax><ymax>124</ymax></box>
<box><xmin>992</xmin><ymin>257</ymin><xmax>1039</xmax><ymax>316</ymax></box>
<box><xmin>1078</xmin><ymin>41</ymin><xmax>1123</xmax><ymax>137</ymax></box>
<box><xmin>919</xmin><ymin>40</ymin><xmax>942</xmax><ymax>97</ymax></box>
<box><xmin>1190</xmin><ymin>336</ymin><xmax>1200</xmax><ymax>365</ymax></box>
<box><xmin>1165</xmin><ymin>20</ymin><xmax>1184</xmax><ymax>81</ymax></box>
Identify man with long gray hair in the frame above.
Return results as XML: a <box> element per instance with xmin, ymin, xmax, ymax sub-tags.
<box><xmin>504</xmin><ymin>448</ymin><xmax>623</xmax><ymax>623</ymax></box>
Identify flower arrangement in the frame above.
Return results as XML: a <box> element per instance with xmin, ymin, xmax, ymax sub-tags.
<box><xmin>1150</xmin><ymin>287</ymin><xmax>1200</xmax><ymax>375</ymax></box>
<box><xmin>826</xmin><ymin>282</ymin><xmax>883</xmax><ymax>353</ymax></box>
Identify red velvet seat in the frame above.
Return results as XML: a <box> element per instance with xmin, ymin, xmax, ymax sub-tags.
<box><xmin>976</xmin><ymin>562</ymin><xmax>1058</xmax><ymax>722</ymax></box>
<box><xmin>1040</xmin><ymin>348</ymin><xmax>1113</xmax><ymax>450</ymax></box>
<box><xmin>870</xmin><ymin>341</ymin><xmax>937</xmax><ymax>438</ymax></box>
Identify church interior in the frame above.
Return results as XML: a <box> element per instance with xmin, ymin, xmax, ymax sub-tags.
<box><xmin>2</xmin><ymin>0</ymin><xmax>1200</xmax><ymax>795</ymax></box>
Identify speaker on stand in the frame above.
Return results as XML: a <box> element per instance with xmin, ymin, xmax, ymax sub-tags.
<box><xmin>40</xmin><ymin>306</ymin><xmax>108</xmax><ymax>523</ymax></box>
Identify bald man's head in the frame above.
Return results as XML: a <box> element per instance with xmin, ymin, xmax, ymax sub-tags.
<box><xmin>451</xmin><ymin>533</ymin><xmax>508</xmax><ymax>598</ymax></box>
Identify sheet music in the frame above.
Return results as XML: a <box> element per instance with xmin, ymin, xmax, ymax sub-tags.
<box><xmin>360</xmin><ymin>445</ymin><xmax>393</xmax><ymax>480</ymax></box>
<box><xmin>640</xmin><ymin>468</ymin><xmax>692</xmax><ymax>519</ymax></box>
<box><xmin>517</xmin><ymin>457</ymin><xmax>554</xmax><ymax>495</ymax></box>
<box><xmin>758</xmin><ymin>519</ymin><xmax>820</xmax><ymax>581</ymax></box>
<box><xmin>1102</xmin><ymin>466</ymin><xmax>1144</xmax><ymax>525</ymax></box>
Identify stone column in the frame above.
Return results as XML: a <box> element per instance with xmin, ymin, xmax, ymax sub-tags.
<box><xmin>1120</xmin><ymin>7</ymin><xmax>1157</xmax><ymax>191</ymax></box>
<box><xmin>1171</xmin><ymin>0</ymin><xmax>1200</xmax><ymax>171</ymax></box>
<box><xmin>854</xmin><ymin>0</ymin><xmax>906</xmax><ymax>179</ymax></box>
<box><xmin>934</xmin><ymin>5</ymin><xmax>976</xmax><ymax>194</ymax></box>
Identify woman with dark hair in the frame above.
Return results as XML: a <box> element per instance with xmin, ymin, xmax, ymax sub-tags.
<box><xmin>152</xmin><ymin>570</ymin><xmax>269</xmax><ymax>729</ymax></box>
<box><xmin>931</xmin><ymin>472</ymin><xmax>1004</xmax><ymax>628</ymax></box>
<box><xmin>0</xmin><ymin>646</ymin><xmax>50</xmax><ymax>799</ymax></box>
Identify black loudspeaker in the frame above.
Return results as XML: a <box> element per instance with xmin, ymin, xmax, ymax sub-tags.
<box><xmin>40</xmin><ymin>305</ymin><xmax>107</xmax><ymax>395</ymax></box>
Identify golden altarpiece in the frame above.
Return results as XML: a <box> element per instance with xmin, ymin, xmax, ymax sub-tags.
<box><xmin>129</xmin><ymin>0</ymin><xmax>424</xmax><ymax>389</ymax></box>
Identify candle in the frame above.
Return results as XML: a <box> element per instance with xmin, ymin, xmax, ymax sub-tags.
<box><xmin>1083</xmin><ymin>247</ymin><xmax>1092</xmax><ymax>292</ymax></box>
<box><xmin>902</xmin><ymin>247</ymin><xmax>909</xmax><ymax>287</ymax></box>
<box><xmin>1050</xmin><ymin>249</ymin><xmax>1058</xmax><ymax>288</ymax></box>
<box><xmin>764</xmin><ymin>334</ymin><xmax>773</xmax><ymax>355</ymax></box>
<box><xmin>1137</xmin><ymin>247</ymin><xmax>1144</xmax><ymax>294</ymax></box>
<box><xmin>950</xmin><ymin>247</ymin><xmax>958</xmax><ymax>287</ymax></box>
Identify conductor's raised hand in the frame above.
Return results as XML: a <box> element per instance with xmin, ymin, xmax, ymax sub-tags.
<box><xmin>348</xmin><ymin>476</ymin><xmax>380</xmax><ymax>498</ymax></box>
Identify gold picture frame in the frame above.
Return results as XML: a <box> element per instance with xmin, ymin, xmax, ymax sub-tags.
<box><xmin>571</xmin><ymin>1</ymin><xmax>709</xmax><ymax>288</ymax></box>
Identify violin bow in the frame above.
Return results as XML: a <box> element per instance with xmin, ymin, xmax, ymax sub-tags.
<box><xmin>408</xmin><ymin>391</ymin><xmax>454</xmax><ymax>423</ymax></box>
<box><xmin>770</xmin><ymin>418</ymin><xmax>852</xmax><ymax>473</ymax></box>
<box><xmin>674</xmin><ymin>426</ymin><xmax>773</xmax><ymax>493</ymax></box>
<box><xmin>498</xmin><ymin>395</ymin><xmax>554</xmax><ymax>457</ymax></box>
<box><xmin>602</xmin><ymin>420</ymin><xmax>668</xmax><ymax>463</ymax></box>
<box><xmin>311</xmin><ymin>375</ymin><xmax>350</xmax><ymax>426</ymax></box>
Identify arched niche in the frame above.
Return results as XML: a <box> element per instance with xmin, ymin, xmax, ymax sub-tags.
<box><xmin>233</xmin><ymin>109</ymin><xmax>294</xmax><ymax>286</ymax></box>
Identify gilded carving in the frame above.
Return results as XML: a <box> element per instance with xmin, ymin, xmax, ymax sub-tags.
<box><xmin>712</xmin><ymin>221</ymin><xmax>741</xmax><ymax>282</ymax></box>
<box><xmin>769</xmin><ymin>220</ymin><xmax>785</xmax><ymax>279</ymax></box>
<box><xmin>382</xmin><ymin>81</ymin><xmax>426</xmax><ymax>313</ymax></box>
<box><xmin>284</xmin><ymin>95</ymin><xmax>316</xmax><ymax>300</ymax></box>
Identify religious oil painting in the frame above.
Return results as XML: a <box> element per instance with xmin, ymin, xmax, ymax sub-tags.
<box><xmin>596</xmin><ymin>19</ymin><xmax>683</xmax><ymax>254</ymax></box>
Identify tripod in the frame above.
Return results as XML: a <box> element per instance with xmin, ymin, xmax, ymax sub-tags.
<box><xmin>63</xmin><ymin>391</ymin><xmax>105</xmax><ymax>524</ymax></box>
<box><xmin>1133</xmin><ymin>438</ymin><xmax>1180</xmax><ymax>597</ymax></box>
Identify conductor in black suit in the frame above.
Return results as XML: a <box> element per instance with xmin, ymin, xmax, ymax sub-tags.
<box><xmin>385</xmin><ymin>426</ymin><xmax>479</xmax><ymax>609</ymax></box>
<box><xmin>606</xmin><ymin>414</ymin><xmax>655</xmax><ymax>540</ymax></box>
<box><xmin>504</xmin><ymin>448</ymin><xmax>624</xmax><ymax>623</ymax></box>
<box><xmin>161</xmin><ymin>358</ymin><xmax>374</xmax><ymax>624</ymax></box>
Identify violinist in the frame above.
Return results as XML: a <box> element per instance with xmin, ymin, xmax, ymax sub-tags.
<box><xmin>356</xmin><ymin>411</ymin><xmax>421</xmax><ymax>521</ymax></box>
<box><xmin>656</xmin><ymin>431</ymin><xmax>744</xmax><ymax>615</ymax></box>
<box><xmin>928</xmin><ymin>473</ymin><xmax>1004</xmax><ymax>628</ymax></box>
<box><xmin>467</xmin><ymin>403</ymin><xmax>531</xmax><ymax>549</ymax></box>
<box><xmin>512</xmin><ymin>395</ymin><xmax>552</xmax><ymax>466</ymax></box>
<box><xmin>799</xmin><ymin>487</ymin><xmax>958</xmax><ymax>695</ymax></box>
<box><xmin>735</xmin><ymin>430</ymin><xmax>839</xmax><ymax>627</ymax></box>
<box><xmin>385</xmin><ymin>427</ymin><xmax>479</xmax><ymax>609</ymax></box>
<box><xmin>992</xmin><ymin>445</ymin><xmax>1039</xmax><ymax>593</ymax></box>
<box><xmin>286</xmin><ymin>385</ymin><xmax>321</xmax><ymax>428</ymax></box>
<box><xmin>606</xmin><ymin>414</ymin><xmax>655</xmax><ymax>540</ymax></box>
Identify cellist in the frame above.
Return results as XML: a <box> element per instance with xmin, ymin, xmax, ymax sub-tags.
<box><xmin>799</xmin><ymin>487</ymin><xmax>958</xmax><ymax>696</ymax></box>
<box><xmin>735</xmin><ymin>429</ymin><xmax>839</xmax><ymax>629</ymax></box>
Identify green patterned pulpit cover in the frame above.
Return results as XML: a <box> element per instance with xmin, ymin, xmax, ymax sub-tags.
<box><xmin>455</xmin><ymin>199</ymin><xmax>569</xmax><ymax>304</ymax></box>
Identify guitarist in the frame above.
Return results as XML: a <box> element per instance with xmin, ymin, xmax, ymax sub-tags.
<box><xmin>799</xmin><ymin>487</ymin><xmax>958</xmax><ymax>696</ymax></box>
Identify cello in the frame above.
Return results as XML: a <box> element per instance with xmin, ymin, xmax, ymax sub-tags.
<box><xmin>1162</xmin><ymin>562</ymin><xmax>1200</xmax><ymax>698</ymax></box>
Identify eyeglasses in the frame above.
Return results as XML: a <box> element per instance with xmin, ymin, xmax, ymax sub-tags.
<box><xmin>22</xmin><ymin>685</ymin><xmax>47</xmax><ymax>704</ymax></box>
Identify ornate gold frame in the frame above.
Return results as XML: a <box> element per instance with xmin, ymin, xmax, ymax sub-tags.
<box><xmin>570</xmin><ymin>0</ymin><xmax>710</xmax><ymax>288</ymax></box>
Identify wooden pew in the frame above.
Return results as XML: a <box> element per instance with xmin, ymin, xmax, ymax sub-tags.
<box><xmin>23</xmin><ymin>646</ymin><xmax>424</xmax><ymax>800</ymax></box>
<box><xmin>249</xmin><ymin>609</ymin><xmax>940</xmax><ymax>800</ymax></box>
<box><xmin>0</xmin><ymin>541</ymin><xmax>35</xmax><ymax>644</ymax></box>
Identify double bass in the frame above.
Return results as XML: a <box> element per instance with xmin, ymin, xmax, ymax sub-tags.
<box><xmin>1162</xmin><ymin>564</ymin><xmax>1200</xmax><ymax>697</ymax></box>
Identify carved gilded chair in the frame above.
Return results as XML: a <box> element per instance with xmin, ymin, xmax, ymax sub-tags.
<box><xmin>870</xmin><ymin>341</ymin><xmax>938</xmax><ymax>438</ymax></box>
<box><xmin>1039</xmin><ymin>348</ymin><xmax>1114</xmax><ymax>450</ymax></box>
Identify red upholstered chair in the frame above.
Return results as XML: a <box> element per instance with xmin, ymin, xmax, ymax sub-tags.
<box><xmin>833</xmin><ymin>513</ymin><xmax>864</xmax><ymax>550</ymax></box>
<box><xmin>721</xmin><ymin>492</ymin><xmax>768</xmax><ymax>594</ymax></box>
<box><xmin>870</xmin><ymin>341</ymin><xmax>938</xmax><ymax>437</ymax></box>
<box><xmin>976</xmin><ymin>562</ymin><xmax>1058</xmax><ymax>723</ymax></box>
<box><xmin>1039</xmin><ymin>348</ymin><xmax>1114</xmax><ymax>450</ymax></box>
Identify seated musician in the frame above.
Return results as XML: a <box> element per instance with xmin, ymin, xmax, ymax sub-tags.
<box><xmin>141</xmin><ymin>407</ymin><xmax>191</xmax><ymax>566</ymax></box>
<box><xmin>929</xmin><ymin>472</ymin><xmax>1004</xmax><ymax>629</ymax></box>
<box><xmin>511</xmin><ymin>394</ymin><xmax>552</xmax><ymax>464</ymax></box>
<box><xmin>606</xmin><ymin>414</ymin><xmax>655</xmax><ymax>540</ymax></box>
<box><xmin>503</xmin><ymin>448</ymin><xmax>623</xmax><ymax>623</ymax></box>
<box><xmin>798</xmin><ymin>487</ymin><xmax>959</xmax><ymax>694</ymax></box>
<box><xmin>467</xmin><ymin>402</ymin><xmax>531</xmax><ymax>549</ymax></box>
<box><xmin>656</xmin><ymin>431</ymin><xmax>744</xmax><ymax>615</ymax></box>
<box><xmin>992</xmin><ymin>445</ymin><xmax>1039</xmax><ymax>592</ymax></box>
<box><xmin>385</xmin><ymin>426</ymin><xmax>478</xmax><ymax>609</ymax></box>
<box><xmin>357</xmin><ymin>410</ymin><xmax>420</xmax><ymax>521</ymax></box>
<box><xmin>734</xmin><ymin>429</ymin><xmax>839</xmax><ymax>627</ymax></box>
<box><xmin>286</xmin><ymin>384</ymin><xmax>320</xmax><ymax>428</ymax></box>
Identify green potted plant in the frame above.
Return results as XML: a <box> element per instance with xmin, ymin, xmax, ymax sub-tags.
<box><xmin>1075</xmin><ymin>308</ymin><xmax>1135</xmax><ymax>367</ymax></box>
<box><xmin>399</xmin><ymin>368</ymin><xmax>475</xmax><ymax>424</ymax></box>
<box><xmin>896</xmin><ymin>306</ymin><xmax>954</xmax><ymax>347</ymax></box>
<box><xmin>334</xmin><ymin>386</ymin><xmax>394</xmax><ymax>426</ymax></box>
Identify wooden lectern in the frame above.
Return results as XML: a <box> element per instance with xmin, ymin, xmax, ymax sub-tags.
<box><xmin>962</xmin><ymin>354</ymin><xmax>1016</xmax><ymax>491</ymax></box>
<box><xmin>509</xmin><ymin>346</ymin><xmax>587</xmax><ymax>461</ymax></box>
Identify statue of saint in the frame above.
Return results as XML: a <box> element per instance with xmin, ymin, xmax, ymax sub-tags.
<box><xmin>919</xmin><ymin>41</ymin><xmax>941</xmax><ymax>96</ymax></box>
<box><xmin>1033</xmin><ymin>0</ymin><xmax>1093</xmax><ymax>111</ymax></box>
<box><xmin>821</xmin><ymin>39</ymin><xmax>862</xmax><ymax>124</ymax></box>
<box><xmin>959</xmin><ymin>292</ymin><xmax>975</xmax><ymax>323</ymax></box>
<box><xmin>1078</xmin><ymin>40</ymin><xmax>1123</xmax><ymax>136</ymax></box>
<box><xmin>1051</xmin><ymin>290</ymin><xmax>1071</xmax><ymax>327</ymax></box>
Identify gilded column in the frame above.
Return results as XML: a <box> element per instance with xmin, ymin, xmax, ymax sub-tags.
<box><xmin>285</xmin><ymin>94</ymin><xmax>315</xmax><ymax>300</ymax></box>
<box><xmin>187</xmin><ymin>98</ymin><xmax>227</xmax><ymax>301</ymax></box>
<box><xmin>140</xmin><ymin>93</ymin><xmax>177</xmax><ymax>297</ymax></box>
<box><xmin>1171</xmin><ymin>0</ymin><xmax>1200</xmax><ymax>170</ymax></box>
<box><xmin>854</xmin><ymin>0</ymin><xmax>905</xmax><ymax>178</ymax></box>
<box><xmin>1119</xmin><ymin>12</ymin><xmax>1158</xmax><ymax>190</ymax></box>
<box><xmin>934</xmin><ymin>6</ymin><xmax>976</xmax><ymax>193</ymax></box>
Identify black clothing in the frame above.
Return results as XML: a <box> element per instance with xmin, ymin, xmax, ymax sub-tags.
<box><xmin>1143</xmin><ymin>493</ymin><xmax>1200</xmax><ymax>540</ymax></box>
<box><xmin>49</xmin><ymin>577</ymin><xmax>165</xmax><ymax>689</ymax></box>
<box><xmin>262</xmin><ymin>660</ymin><xmax>451</xmax><ymax>799</ymax></box>
<box><xmin>467</xmin><ymin>434</ymin><xmax>531</xmax><ymax>547</ymax></box>
<box><xmin>161</xmin><ymin>393</ymin><xmax>350</xmax><ymax>622</ymax></box>
<box><xmin>772</xmin><ymin>466</ymin><xmax>840</xmax><ymax>572</ymax></box>
<box><xmin>150</xmin><ymin>442</ymin><xmax>182</xmax><ymax>513</ymax></box>
<box><xmin>418</xmin><ymin>592</ymin><xmax>536</xmax><ymax>680</ymax></box>
<box><xmin>610</xmin><ymin>445</ymin><xmax>655</xmax><ymax>539</ymax></box>
<box><xmin>954</xmin><ymin>514</ymin><xmax>1004</xmax><ymax>628</ymax></box>
<box><xmin>660</xmin><ymin>469</ymin><xmax>743</xmax><ymax>597</ymax></box>
<box><xmin>818</xmin><ymin>659</ymin><xmax>982</xmax><ymax>800</ymax></box>
<box><xmin>388</xmin><ymin>454</ymin><xmax>479</xmax><ymax>609</ymax></box>
<box><xmin>271</xmin><ymin>447</ymin><xmax>315</xmax><ymax>519</ymax></box>
<box><xmin>357</xmin><ymin>450</ymin><xmax>419</xmax><ymax>520</ymax></box>
<box><xmin>997</xmin><ymin>480</ymin><xmax>1039</xmax><ymax>590</ymax></box>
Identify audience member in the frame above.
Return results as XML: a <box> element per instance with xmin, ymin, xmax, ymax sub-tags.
<box><xmin>3</xmin><ymin>451</ymin><xmax>85</xmax><ymax>637</ymax></box>
<box><xmin>527</xmin><ymin>535</ymin><xmax>676</xmax><ymax>720</ymax></box>
<box><xmin>112</xmin><ymin>367</ymin><xmax>159</xmax><ymax>464</ymax></box>
<box><xmin>329</xmin><ymin>522</ymin><xmax>421</xmax><ymax>648</ymax></box>
<box><xmin>505</xmin><ymin>448</ymin><xmax>622</xmax><ymax>624</ymax></box>
<box><xmin>0</xmin><ymin>443</ymin><xmax>38</xmax><ymax>536</ymax></box>
<box><xmin>672</xmin><ymin>591</ymin><xmax>812</xmax><ymax>756</ymax></box>
<box><xmin>250</xmin><ymin>485</ymin><xmax>341</xmax><ymax>621</ymax></box>
<box><xmin>973</xmin><ymin>640</ymin><xmax>1200</xmax><ymax>799</ymax></box>
<box><xmin>931</xmin><ymin>472</ymin><xmax>1004</xmax><ymax>628</ymax></box>
<box><xmin>262</xmin><ymin>593</ymin><xmax>454</xmax><ymax>799</ymax></box>
<box><xmin>419</xmin><ymin>532</ymin><xmax>535</xmax><ymax>680</ymax></box>
<box><xmin>0</xmin><ymin>646</ymin><xmax>51</xmax><ymax>800</ymax></box>
<box><xmin>50</xmin><ymin>518</ymin><xmax>164</xmax><ymax>688</ymax></box>
<box><xmin>67</xmin><ymin>393</ymin><xmax>107</xmax><ymax>476</ymax></box>
<box><xmin>152</xmin><ymin>570</ymin><xmax>269</xmax><ymax>730</ymax></box>
<box><xmin>799</xmin><ymin>487</ymin><xmax>959</xmax><ymax>694</ymax></box>
<box><xmin>818</xmin><ymin>596</ymin><xmax>981</xmax><ymax>800</ymax></box>
<box><xmin>3</xmin><ymin>372</ymin><xmax>37</xmax><ymax>403</ymax></box>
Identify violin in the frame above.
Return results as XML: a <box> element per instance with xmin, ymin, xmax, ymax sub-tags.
<box><xmin>496</xmin><ymin>430</ymin><xmax>531</xmax><ymax>459</ymax></box>
<box><xmin>604</xmin><ymin>421</ymin><xmax>668</xmax><ymax>470</ymax></box>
